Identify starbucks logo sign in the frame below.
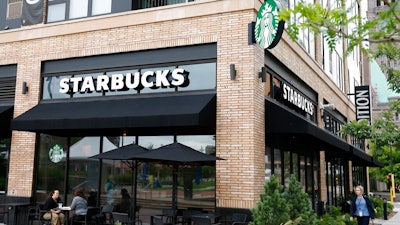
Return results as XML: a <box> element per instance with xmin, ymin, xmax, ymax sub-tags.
<box><xmin>255</xmin><ymin>0</ymin><xmax>284</xmax><ymax>49</ymax></box>
<box><xmin>49</xmin><ymin>144</ymin><xmax>64</xmax><ymax>163</ymax></box>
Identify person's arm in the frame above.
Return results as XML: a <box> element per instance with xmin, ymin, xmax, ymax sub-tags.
<box><xmin>70</xmin><ymin>197</ymin><xmax>77</xmax><ymax>210</ymax></box>
<box><xmin>366</xmin><ymin>197</ymin><xmax>375</xmax><ymax>219</ymax></box>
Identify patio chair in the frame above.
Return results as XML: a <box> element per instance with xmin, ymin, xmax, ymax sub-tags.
<box><xmin>161</xmin><ymin>208</ymin><xmax>176</xmax><ymax>224</ymax></box>
<box><xmin>73</xmin><ymin>207</ymin><xmax>100</xmax><ymax>225</ymax></box>
<box><xmin>27</xmin><ymin>206</ymin><xmax>40</xmax><ymax>225</ymax></box>
<box><xmin>219</xmin><ymin>213</ymin><xmax>247</xmax><ymax>225</ymax></box>
<box><xmin>153</xmin><ymin>215</ymin><xmax>173</xmax><ymax>225</ymax></box>
<box><xmin>192</xmin><ymin>217</ymin><xmax>221</xmax><ymax>225</ymax></box>
<box><xmin>96</xmin><ymin>205</ymin><xmax>114</xmax><ymax>225</ymax></box>
<box><xmin>112</xmin><ymin>212</ymin><xmax>132</xmax><ymax>225</ymax></box>
<box><xmin>39</xmin><ymin>204</ymin><xmax>52</xmax><ymax>225</ymax></box>
<box><xmin>0</xmin><ymin>206</ymin><xmax>9</xmax><ymax>225</ymax></box>
<box><xmin>182</xmin><ymin>209</ymin><xmax>202</xmax><ymax>225</ymax></box>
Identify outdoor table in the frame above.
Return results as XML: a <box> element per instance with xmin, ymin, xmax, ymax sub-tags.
<box><xmin>142</xmin><ymin>212</ymin><xmax>168</xmax><ymax>225</ymax></box>
<box><xmin>56</xmin><ymin>206</ymin><xmax>71</xmax><ymax>225</ymax></box>
<box><xmin>191</xmin><ymin>213</ymin><xmax>221</xmax><ymax>224</ymax></box>
<box><xmin>0</xmin><ymin>202</ymin><xmax>31</xmax><ymax>225</ymax></box>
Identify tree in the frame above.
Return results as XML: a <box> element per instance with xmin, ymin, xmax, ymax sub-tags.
<box><xmin>250</xmin><ymin>175</ymin><xmax>290</xmax><ymax>225</ymax></box>
<box><xmin>282</xmin><ymin>175</ymin><xmax>317</xmax><ymax>225</ymax></box>
<box><xmin>279</xmin><ymin>0</ymin><xmax>400</xmax><ymax>180</ymax></box>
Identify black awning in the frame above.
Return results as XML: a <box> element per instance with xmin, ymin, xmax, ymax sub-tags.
<box><xmin>265</xmin><ymin>98</ymin><xmax>383</xmax><ymax>167</ymax></box>
<box><xmin>11</xmin><ymin>93</ymin><xmax>216</xmax><ymax>136</ymax></box>
<box><xmin>0</xmin><ymin>105</ymin><xmax>13</xmax><ymax>137</ymax></box>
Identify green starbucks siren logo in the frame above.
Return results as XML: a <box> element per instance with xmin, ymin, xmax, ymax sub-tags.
<box><xmin>49</xmin><ymin>144</ymin><xmax>64</xmax><ymax>163</ymax></box>
<box><xmin>255</xmin><ymin>0</ymin><xmax>284</xmax><ymax>49</ymax></box>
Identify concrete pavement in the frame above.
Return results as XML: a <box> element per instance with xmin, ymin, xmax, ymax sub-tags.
<box><xmin>374</xmin><ymin>202</ymin><xmax>400</xmax><ymax>225</ymax></box>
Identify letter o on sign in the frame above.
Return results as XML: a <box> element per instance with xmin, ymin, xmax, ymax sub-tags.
<box><xmin>26</xmin><ymin>0</ymin><xmax>40</xmax><ymax>4</ymax></box>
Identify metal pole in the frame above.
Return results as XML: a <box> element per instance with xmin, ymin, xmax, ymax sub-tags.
<box><xmin>383</xmin><ymin>198</ymin><xmax>388</xmax><ymax>220</ymax></box>
<box><xmin>390</xmin><ymin>143</ymin><xmax>396</xmax><ymax>203</ymax></box>
<box><xmin>172</xmin><ymin>164</ymin><xmax>178</xmax><ymax>224</ymax></box>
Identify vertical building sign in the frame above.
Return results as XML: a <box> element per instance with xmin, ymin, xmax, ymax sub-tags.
<box><xmin>21</xmin><ymin>0</ymin><xmax>44</xmax><ymax>26</ymax></box>
<box><xmin>355</xmin><ymin>85</ymin><xmax>371</xmax><ymax>121</ymax></box>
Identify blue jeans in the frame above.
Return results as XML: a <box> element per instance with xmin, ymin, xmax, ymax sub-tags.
<box><xmin>356</xmin><ymin>216</ymin><xmax>370</xmax><ymax>225</ymax></box>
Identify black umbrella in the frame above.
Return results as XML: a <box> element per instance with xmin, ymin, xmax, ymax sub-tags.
<box><xmin>90</xmin><ymin>143</ymin><xmax>148</xmax><ymax>221</ymax></box>
<box><xmin>132</xmin><ymin>142</ymin><xmax>224</xmax><ymax>223</ymax></box>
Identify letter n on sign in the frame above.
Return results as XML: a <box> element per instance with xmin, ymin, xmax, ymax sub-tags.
<box><xmin>355</xmin><ymin>85</ymin><xmax>371</xmax><ymax>122</ymax></box>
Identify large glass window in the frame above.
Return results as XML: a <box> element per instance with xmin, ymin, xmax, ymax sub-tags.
<box><xmin>36</xmin><ymin>134</ymin><xmax>216</xmax><ymax>213</ymax></box>
<box><xmin>0</xmin><ymin>138</ymin><xmax>10</xmax><ymax>195</ymax></box>
<box><xmin>267</xmin><ymin>146</ymin><xmax>320</xmax><ymax>210</ymax></box>
<box><xmin>42</xmin><ymin>62</ymin><xmax>216</xmax><ymax>100</ymax></box>
<box><xmin>36</xmin><ymin>134</ymin><xmax>68</xmax><ymax>203</ymax></box>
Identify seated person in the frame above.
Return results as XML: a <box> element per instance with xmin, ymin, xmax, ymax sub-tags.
<box><xmin>118</xmin><ymin>188</ymin><xmax>131</xmax><ymax>214</ymax></box>
<box><xmin>70</xmin><ymin>188</ymin><xmax>88</xmax><ymax>225</ymax></box>
<box><xmin>43</xmin><ymin>188</ymin><xmax>65</xmax><ymax>225</ymax></box>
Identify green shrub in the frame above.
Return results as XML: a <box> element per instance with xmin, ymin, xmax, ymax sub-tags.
<box><xmin>369</xmin><ymin>196</ymin><xmax>394</xmax><ymax>218</ymax></box>
<box><xmin>249</xmin><ymin>175</ymin><xmax>290</xmax><ymax>225</ymax></box>
<box><xmin>282</xmin><ymin>175</ymin><xmax>317</xmax><ymax>225</ymax></box>
<box><xmin>316</xmin><ymin>206</ymin><xmax>354</xmax><ymax>225</ymax></box>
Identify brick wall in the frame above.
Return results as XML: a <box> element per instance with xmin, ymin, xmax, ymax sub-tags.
<box><xmin>1</xmin><ymin>0</ymin><xmax>360</xmax><ymax>209</ymax></box>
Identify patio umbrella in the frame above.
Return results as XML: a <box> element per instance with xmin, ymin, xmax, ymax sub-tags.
<box><xmin>131</xmin><ymin>142</ymin><xmax>224</xmax><ymax>223</ymax></box>
<box><xmin>90</xmin><ymin>143</ymin><xmax>148</xmax><ymax>221</ymax></box>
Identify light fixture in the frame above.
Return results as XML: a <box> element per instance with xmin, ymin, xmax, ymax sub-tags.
<box><xmin>259</xmin><ymin>67</ymin><xmax>267</xmax><ymax>82</ymax></box>
<box><xmin>230</xmin><ymin>64</ymin><xmax>236</xmax><ymax>80</ymax></box>
<box><xmin>320</xmin><ymin>103</ymin><xmax>335</xmax><ymax>110</ymax></box>
<box><xmin>22</xmin><ymin>82</ymin><xmax>29</xmax><ymax>94</ymax></box>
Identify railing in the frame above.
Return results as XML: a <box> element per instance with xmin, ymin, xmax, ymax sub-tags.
<box><xmin>140</xmin><ymin>0</ymin><xmax>195</xmax><ymax>9</ymax></box>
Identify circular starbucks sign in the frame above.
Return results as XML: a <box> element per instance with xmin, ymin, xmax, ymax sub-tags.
<box><xmin>49</xmin><ymin>144</ymin><xmax>64</xmax><ymax>163</ymax></box>
<box><xmin>255</xmin><ymin>0</ymin><xmax>285</xmax><ymax>49</ymax></box>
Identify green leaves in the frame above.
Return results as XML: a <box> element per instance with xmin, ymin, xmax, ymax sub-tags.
<box><xmin>279</xmin><ymin>1</ymin><xmax>400</xmax><ymax>93</ymax></box>
<box><xmin>250</xmin><ymin>175</ymin><xmax>317</xmax><ymax>225</ymax></box>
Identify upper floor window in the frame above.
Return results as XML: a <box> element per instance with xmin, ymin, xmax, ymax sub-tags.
<box><xmin>7</xmin><ymin>0</ymin><xmax>22</xmax><ymax>20</ymax></box>
<box><xmin>47</xmin><ymin>0</ymin><xmax>112</xmax><ymax>23</ymax></box>
<box><xmin>288</xmin><ymin>0</ymin><xmax>315</xmax><ymax>58</ymax></box>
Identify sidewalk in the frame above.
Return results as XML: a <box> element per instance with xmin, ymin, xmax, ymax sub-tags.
<box><xmin>374</xmin><ymin>202</ymin><xmax>400</xmax><ymax>225</ymax></box>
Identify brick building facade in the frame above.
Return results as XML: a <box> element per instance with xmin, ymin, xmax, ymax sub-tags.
<box><xmin>0</xmin><ymin>1</ymin><xmax>382</xmax><ymax>224</ymax></box>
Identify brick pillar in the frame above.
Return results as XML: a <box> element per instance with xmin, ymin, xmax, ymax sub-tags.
<box><xmin>7</xmin><ymin>58</ymin><xmax>41</xmax><ymax>197</ymax></box>
<box><xmin>215</xmin><ymin>12</ymin><xmax>265</xmax><ymax>209</ymax></box>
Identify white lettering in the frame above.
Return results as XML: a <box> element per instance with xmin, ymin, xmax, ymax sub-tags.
<box><xmin>141</xmin><ymin>71</ymin><xmax>155</xmax><ymax>88</ymax></box>
<box><xmin>70</xmin><ymin>77</ymin><xmax>83</xmax><ymax>93</ymax></box>
<box><xmin>111</xmin><ymin>74</ymin><xmax>125</xmax><ymax>90</ymax></box>
<box><xmin>80</xmin><ymin>76</ymin><xmax>95</xmax><ymax>93</ymax></box>
<box><xmin>26</xmin><ymin>0</ymin><xmax>40</xmax><ymax>5</ymax></box>
<box><xmin>171</xmin><ymin>68</ymin><xmax>185</xmax><ymax>86</ymax></box>
<box><xmin>59</xmin><ymin>68</ymin><xmax>189</xmax><ymax>94</ymax></box>
<box><xmin>97</xmin><ymin>75</ymin><xmax>110</xmax><ymax>92</ymax></box>
<box><xmin>156</xmin><ymin>70</ymin><xmax>170</xmax><ymax>87</ymax></box>
<box><xmin>125</xmin><ymin>72</ymin><xmax>141</xmax><ymax>89</ymax></box>
<box><xmin>59</xmin><ymin>78</ymin><xmax>70</xmax><ymax>94</ymax></box>
<box><xmin>280</xmin><ymin>83</ymin><xmax>314</xmax><ymax>116</ymax></box>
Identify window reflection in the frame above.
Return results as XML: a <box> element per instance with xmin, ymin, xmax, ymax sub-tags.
<box><xmin>42</xmin><ymin>76</ymin><xmax>71</xmax><ymax>100</ymax></box>
<box><xmin>69</xmin><ymin>0</ymin><xmax>88</xmax><ymax>19</ymax></box>
<box><xmin>92</xmin><ymin>0</ymin><xmax>112</xmax><ymax>15</ymax></box>
<box><xmin>36</xmin><ymin>134</ymin><xmax>68</xmax><ymax>203</ymax></box>
<box><xmin>47</xmin><ymin>3</ymin><xmax>66</xmax><ymax>22</ymax></box>
<box><xmin>0</xmin><ymin>138</ymin><xmax>10</xmax><ymax>194</ymax></box>
<box><xmin>41</xmin><ymin>62</ymin><xmax>216</xmax><ymax>100</ymax></box>
<box><xmin>72</xmin><ymin>73</ymin><xmax>104</xmax><ymax>98</ymax></box>
<box><xmin>105</xmin><ymin>70</ymin><xmax>139</xmax><ymax>96</ymax></box>
<box><xmin>140</xmin><ymin>66</ymin><xmax>176</xmax><ymax>94</ymax></box>
<box><xmin>179</xmin><ymin>63</ymin><xmax>216</xmax><ymax>91</ymax></box>
<box><xmin>36</xmin><ymin>134</ymin><xmax>217</xmax><ymax>212</ymax></box>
